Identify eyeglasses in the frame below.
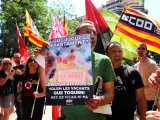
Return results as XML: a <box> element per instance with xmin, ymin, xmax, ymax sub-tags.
<box><xmin>137</xmin><ymin>47</ymin><xmax>146</xmax><ymax>50</ymax></box>
<box><xmin>28</xmin><ymin>59</ymin><xmax>36</xmax><ymax>63</ymax></box>
<box><xmin>3</xmin><ymin>62</ymin><xmax>12</xmax><ymax>65</ymax></box>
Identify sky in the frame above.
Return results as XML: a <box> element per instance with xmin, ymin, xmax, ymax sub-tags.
<box><xmin>49</xmin><ymin>0</ymin><xmax>160</xmax><ymax>22</ymax></box>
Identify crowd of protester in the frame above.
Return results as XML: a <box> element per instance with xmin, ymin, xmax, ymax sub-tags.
<box><xmin>0</xmin><ymin>20</ymin><xmax>160</xmax><ymax>120</ymax></box>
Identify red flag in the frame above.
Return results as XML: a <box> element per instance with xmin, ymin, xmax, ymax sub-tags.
<box><xmin>16</xmin><ymin>23</ymin><xmax>29</xmax><ymax>61</ymax></box>
<box><xmin>85</xmin><ymin>0</ymin><xmax>110</xmax><ymax>33</ymax></box>
<box><xmin>49</xmin><ymin>16</ymin><xmax>68</xmax><ymax>40</ymax></box>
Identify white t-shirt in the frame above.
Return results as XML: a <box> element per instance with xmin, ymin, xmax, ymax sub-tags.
<box><xmin>135</xmin><ymin>58</ymin><xmax>158</xmax><ymax>100</ymax></box>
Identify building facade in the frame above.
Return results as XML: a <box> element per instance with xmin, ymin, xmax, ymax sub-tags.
<box><xmin>101</xmin><ymin>0</ymin><xmax>148</xmax><ymax>15</ymax></box>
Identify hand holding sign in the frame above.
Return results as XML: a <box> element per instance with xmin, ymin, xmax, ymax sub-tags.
<box><xmin>85</xmin><ymin>97</ymin><xmax>100</xmax><ymax>111</ymax></box>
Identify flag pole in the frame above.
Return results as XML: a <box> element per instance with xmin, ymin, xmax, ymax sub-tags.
<box><xmin>30</xmin><ymin>79</ymin><xmax>40</xmax><ymax>119</ymax></box>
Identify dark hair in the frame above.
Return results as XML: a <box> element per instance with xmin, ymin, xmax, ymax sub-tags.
<box><xmin>105</xmin><ymin>41</ymin><xmax>121</xmax><ymax>55</ymax></box>
<box><xmin>24</xmin><ymin>55</ymin><xmax>38</xmax><ymax>77</ymax></box>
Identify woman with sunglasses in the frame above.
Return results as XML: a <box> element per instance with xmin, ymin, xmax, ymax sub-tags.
<box><xmin>0</xmin><ymin>58</ymin><xmax>18</xmax><ymax>120</ymax></box>
<box><xmin>17</xmin><ymin>55</ymin><xmax>46</xmax><ymax>120</ymax></box>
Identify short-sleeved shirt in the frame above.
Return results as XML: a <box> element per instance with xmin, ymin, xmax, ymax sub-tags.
<box><xmin>0</xmin><ymin>69</ymin><xmax>14</xmax><ymax>94</ymax></box>
<box><xmin>111</xmin><ymin>65</ymin><xmax>144</xmax><ymax>116</ymax></box>
<box><xmin>20</xmin><ymin>72</ymin><xmax>43</xmax><ymax>98</ymax></box>
<box><xmin>61</xmin><ymin>52</ymin><xmax>116</xmax><ymax>120</ymax></box>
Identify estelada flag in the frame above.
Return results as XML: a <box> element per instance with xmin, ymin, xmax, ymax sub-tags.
<box><xmin>24</xmin><ymin>10</ymin><xmax>45</xmax><ymax>47</ymax></box>
<box><xmin>16</xmin><ymin>23</ymin><xmax>29</xmax><ymax>61</ymax></box>
<box><xmin>49</xmin><ymin>16</ymin><xmax>68</xmax><ymax>40</ymax></box>
<box><xmin>114</xmin><ymin>7</ymin><xmax>160</xmax><ymax>54</ymax></box>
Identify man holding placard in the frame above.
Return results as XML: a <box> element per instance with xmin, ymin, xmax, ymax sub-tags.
<box><xmin>60</xmin><ymin>20</ymin><xmax>116</xmax><ymax>120</ymax></box>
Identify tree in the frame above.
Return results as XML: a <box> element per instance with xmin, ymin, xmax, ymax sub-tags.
<box><xmin>48</xmin><ymin>0</ymin><xmax>80</xmax><ymax>35</ymax></box>
<box><xmin>0</xmin><ymin>0</ymin><xmax>51</xmax><ymax>57</ymax></box>
<box><xmin>0</xmin><ymin>0</ymin><xmax>80</xmax><ymax>57</ymax></box>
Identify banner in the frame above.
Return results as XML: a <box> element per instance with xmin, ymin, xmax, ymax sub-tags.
<box><xmin>114</xmin><ymin>7</ymin><xmax>160</xmax><ymax>54</ymax></box>
<box><xmin>46</xmin><ymin>34</ymin><xmax>93</xmax><ymax>105</ymax></box>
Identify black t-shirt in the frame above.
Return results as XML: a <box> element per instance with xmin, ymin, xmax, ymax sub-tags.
<box><xmin>112</xmin><ymin>65</ymin><xmax>144</xmax><ymax>113</ymax></box>
<box><xmin>12</xmin><ymin>64</ymin><xmax>25</xmax><ymax>95</ymax></box>
<box><xmin>21</xmin><ymin>71</ymin><xmax>43</xmax><ymax>98</ymax></box>
<box><xmin>0</xmin><ymin>69</ymin><xmax>14</xmax><ymax>94</ymax></box>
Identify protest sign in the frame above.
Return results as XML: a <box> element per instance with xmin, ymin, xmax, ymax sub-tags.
<box><xmin>46</xmin><ymin>34</ymin><xmax>93</xmax><ymax>105</ymax></box>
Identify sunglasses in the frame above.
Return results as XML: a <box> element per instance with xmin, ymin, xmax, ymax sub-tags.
<box><xmin>28</xmin><ymin>59</ymin><xmax>36</xmax><ymax>63</ymax></box>
<box><xmin>3</xmin><ymin>62</ymin><xmax>12</xmax><ymax>65</ymax></box>
<box><xmin>137</xmin><ymin>47</ymin><xmax>146</xmax><ymax>50</ymax></box>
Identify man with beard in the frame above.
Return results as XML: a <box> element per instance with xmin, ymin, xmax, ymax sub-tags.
<box><xmin>105</xmin><ymin>41</ymin><xmax>147</xmax><ymax>120</ymax></box>
<box><xmin>12</xmin><ymin>53</ymin><xmax>24</xmax><ymax>120</ymax></box>
<box><xmin>60</xmin><ymin>20</ymin><xmax>116</xmax><ymax>120</ymax></box>
<box><xmin>134</xmin><ymin>43</ymin><xmax>158</xmax><ymax>111</ymax></box>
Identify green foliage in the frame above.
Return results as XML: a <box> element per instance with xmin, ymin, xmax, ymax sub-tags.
<box><xmin>0</xmin><ymin>0</ymin><xmax>80</xmax><ymax>57</ymax></box>
<box><xmin>47</xmin><ymin>0</ymin><xmax>80</xmax><ymax>35</ymax></box>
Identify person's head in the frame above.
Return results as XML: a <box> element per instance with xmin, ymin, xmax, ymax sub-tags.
<box><xmin>105</xmin><ymin>42</ymin><xmax>122</xmax><ymax>68</ymax></box>
<box><xmin>136</xmin><ymin>42</ymin><xmax>147</xmax><ymax>58</ymax></box>
<box><xmin>75</xmin><ymin>20</ymin><xmax>97</xmax><ymax>51</ymax></box>
<box><xmin>25</xmin><ymin>55</ymin><xmax>38</xmax><ymax>75</ymax></box>
<box><xmin>14</xmin><ymin>53</ymin><xmax>21</xmax><ymax>65</ymax></box>
<box><xmin>2</xmin><ymin>58</ymin><xmax>12</xmax><ymax>72</ymax></box>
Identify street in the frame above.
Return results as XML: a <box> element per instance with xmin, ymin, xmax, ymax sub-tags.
<box><xmin>9</xmin><ymin>105</ymin><xmax>52</xmax><ymax>120</ymax></box>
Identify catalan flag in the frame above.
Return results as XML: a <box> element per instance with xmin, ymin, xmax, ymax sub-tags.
<box><xmin>114</xmin><ymin>7</ymin><xmax>160</xmax><ymax>54</ymax></box>
<box><xmin>24</xmin><ymin>10</ymin><xmax>45</xmax><ymax>47</ymax></box>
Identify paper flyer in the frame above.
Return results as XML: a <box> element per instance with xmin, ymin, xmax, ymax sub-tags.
<box><xmin>45</xmin><ymin>34</ymin><xmax>93</xmax><ymax>105</ymax></box>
